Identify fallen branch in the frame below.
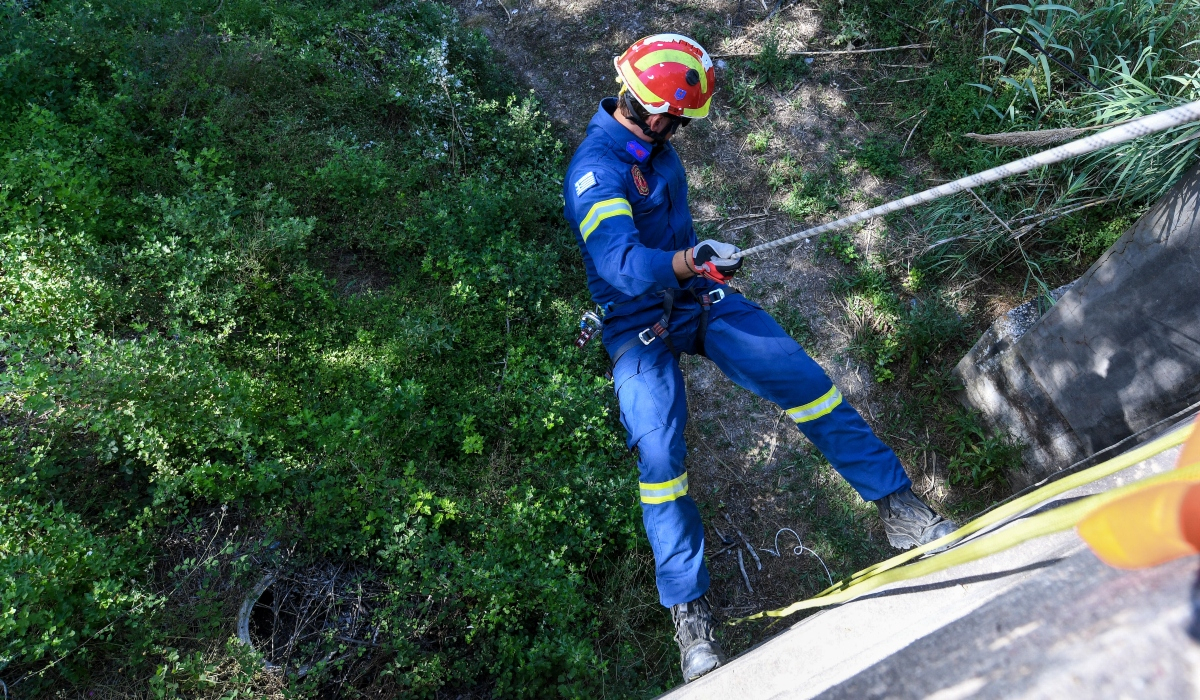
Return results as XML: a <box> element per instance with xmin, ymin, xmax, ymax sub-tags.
<box><xmin>724</xmin><ymin>513</ymin><xmax>763</xmax><ymax>571</ymax></box>
<box><xmin>965</xmin><ymin>127</ymin><xmax>1090</xmax><ymax>148</ymax></box>
<box><xmin>711</xmin><ymin>43</ymin><xmax>929</xmax><ymax>59</ymax></box>
<box><xmin>694</xmin><ymin>211</ymin><xmax>768</xmax><ymax>224</ymax></box>
<box><xmin>900</xmin><ymin>109</ymin><xmax>928</xmax><ymax>156</ymax></box>
<box><xmin>737</xmin><ymin>549</ymin><xmax>755</xmax><ymax>594</ymax></box>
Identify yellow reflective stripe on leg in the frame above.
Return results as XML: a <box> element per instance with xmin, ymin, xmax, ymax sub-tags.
<box><xmin>640</xmin><ymin>472</ymin><xmax>689</xmax><ymax>504</ymax></box>
<box><xmin>786</xmin><ymin>386</ymin><xmax>843</xmax><ymax>423</ymax></box>
<box><xmin>580</xmin><ymin>198</ymin><xmax>633</xmax><ymax>241</ymax></box>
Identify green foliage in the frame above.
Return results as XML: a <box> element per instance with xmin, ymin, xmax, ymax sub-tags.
<box><xmin>773</xmin><ymin>155</ymin><xmax>846</xmax><ymax>221</ymax></box>
<box><xmin>729</xmin><ymin>72</ymin><xmax>768</xmax><ymax>121</ymax></box>
<box><xmin>855</xmin><ymin>135</ymin><xmax>903</xmax><ymax>179</ymax></box>
<box><xmin>852</xmin><ymin>0</ymin><xmax>1199</xmax><ymax>284</ymax></box>
<box><xmin>820</xmin><ymin>230</ymin><xmax>860</xmax><ymax>265</ymax></box>
<box><xmin>832</xmin><ymin>258</ymin><xmax>969</xmax><ymax>383</ymax></box>
<box><xmin>746</xmin><ymin>127</ymin><xmax>772</xmax><ymax>153</ymax></box>
<box><xmin>831</xmin><ymin>9</ymin><xmax>869</xmax><ymax>47</ymax></box>
<box><xmin>0</xmin><ymin>495</ymin><xmax>155</xmax><ymax>675</ymax></box>
<box><xmin>1044</xmin><ymin>208</ymin><xmax>1135</xmax><ymax>268</ymax></box>
<box><xmin>0</xmin><ymin>0</ymin><xmax>656</xmax><ymax>695</ymax></box>
<box><xmin>751</xmin><ymin>32</ymin><xmax>812</xmax><ymax>87</ymax></box>
<box><xmin>944</xmin><ymin>410</ymin><xmax>1023</xmax><ymax>488</ymax></box>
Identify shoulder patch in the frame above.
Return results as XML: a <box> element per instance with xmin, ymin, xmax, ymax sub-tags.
<box><xmin>625</xmin><ymin>140</ymin><xmax>650</xmax><ymax>163</ymax></box>
<box><xmin>631</xmin><ymin>164</ymin><xmax>650</xmax><ymax>196</ymax></box>
<box><xmin>573</xmin><ymin>171</ymin><xmax>597</xmax><ymax>197</ymax></box>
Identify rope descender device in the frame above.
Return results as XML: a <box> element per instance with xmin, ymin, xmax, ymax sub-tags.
<box><xmin>575</xmin><ymin>309</ymin><xmax>604</xmax><ymax>350</ymax></box>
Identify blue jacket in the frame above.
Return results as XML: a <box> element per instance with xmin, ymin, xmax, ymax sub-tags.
<box><xmin>563</xmin><ymin>98</ymin><xmax>717</xmax><ymax>352</ymax></box>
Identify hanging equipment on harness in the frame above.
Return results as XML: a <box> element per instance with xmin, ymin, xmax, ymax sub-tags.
<box><xmin>575</xmin><ymin>310</ymin><xmax>604</xmax><ymax>349</ymax></box>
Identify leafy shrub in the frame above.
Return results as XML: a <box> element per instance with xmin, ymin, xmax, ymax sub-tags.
<box><xmin>944</xmin><ymin>410</ymin><xmax>1023</xmax><ymax>488</ymax></box>
<box><xmin>833</xmin><ymin>260</ymin><xmax>968</xmax><ymax>382</ymax></box>
<box><xmin>856</xmin><ymin>135</ymin><xmax>903</xmax><ymax>179</ymax></box>
<box><xmin>0</xmin><ymin>496</ymin><xmax>154</xmax><ymax>676</ymax></box>
<box><xmin>776</xmin><ymin>158</ymin><xmax>845</xmax><ymax>221</ymax></box>
<box><xmin>855</xmin><ymin>0</ymin><xmax>1198</xmax><ymax>285</ymax></box>
<box><xmin>0</xmin><ymin>0</ymin><xmax>659</xmax><ymax>695</ymax></box>
<box><xmin>751</xmin><ymin>32</ymin><xmax>811</xmax><ymax>87</ymax></box>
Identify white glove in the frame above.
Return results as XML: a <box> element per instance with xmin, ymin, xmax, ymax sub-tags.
<box><xmin>691</xmin><ymin>239</ymin><xmax>743</xmax><ymax>282</ymax></box>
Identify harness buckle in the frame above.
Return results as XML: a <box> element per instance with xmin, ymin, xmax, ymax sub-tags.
<box><xmin>639</xmin><ymin>322</ymin><xmax>669</xmax><ymax>346</ymax></box>
<box><xmin>709</xmin><ymin>288</ymin><xmax>726</xmax><ymax>304</ymax></box>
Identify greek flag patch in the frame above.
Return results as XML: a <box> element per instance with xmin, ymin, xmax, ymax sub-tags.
<box><xmin>574</xmin><ymin>171</ymin><xmax>597</xmax><ymax>196</ymax></box>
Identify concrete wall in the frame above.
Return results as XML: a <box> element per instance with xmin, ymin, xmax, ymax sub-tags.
<box><xmin>659</xmin><ymin>436</ymin><xmax>1194</xmax><ymax>699</ymax></box>
<box><xmin>955</xmin><ymin>162</ymin><xmax>1200</xmax><ymax>486</ymax></box>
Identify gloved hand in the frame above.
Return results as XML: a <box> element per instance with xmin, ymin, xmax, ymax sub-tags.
<box><xmin>691</xmin><ymin>239</ymin><xmax>743</xmax><ymax>283</ymax></box>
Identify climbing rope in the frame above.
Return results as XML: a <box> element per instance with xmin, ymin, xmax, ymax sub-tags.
<box><xmin>730</xmin><ymin>420</ymin><xmax>1195</xmax><ymax>623</ymax></box>
<box><xmin>733</xmin><ymin>99</ymin><xmax>1200</xmax><ymax>259</ymax></box>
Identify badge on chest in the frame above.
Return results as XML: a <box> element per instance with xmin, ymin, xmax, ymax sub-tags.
<box><xmin>631</xmin><ymin>164</ymin><xmax>650</xmax><ymax>196</ymax></box>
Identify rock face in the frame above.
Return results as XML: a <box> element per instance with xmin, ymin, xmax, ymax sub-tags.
<box><xmin>955</xmin><ymin>162</ymin><xmax>1200</xmax><ymax>488</ymax></box>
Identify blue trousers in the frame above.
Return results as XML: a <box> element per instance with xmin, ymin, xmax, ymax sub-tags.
<box><xmin>610</xmin><ymin>292</ymin><xmax>911</xmax><ymax>607</ymax></box>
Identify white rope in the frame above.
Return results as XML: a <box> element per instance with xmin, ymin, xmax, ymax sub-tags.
<box><xmin>760</xmin><ymin>527</ymin><xmax>835</xmax><ymax>586</ymax></box>
<box><xmin>734</xmin><ymin>99</ymin><xmax>1200</xmax><ymax>259</ymax></box>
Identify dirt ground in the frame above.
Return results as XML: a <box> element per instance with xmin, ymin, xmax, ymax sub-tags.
<box><xmin>454</xmin><ymin>0</ymin><xmax>965</xmax><ymax>668</ymax></box>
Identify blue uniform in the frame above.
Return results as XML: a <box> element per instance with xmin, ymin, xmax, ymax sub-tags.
<box><xmin>564</xmin><ymin>99</ymin><xmax>911</xmax><ymax>607</ymax></box>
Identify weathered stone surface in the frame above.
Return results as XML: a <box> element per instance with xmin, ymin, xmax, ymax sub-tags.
<box><xmin>955</xmin><ymin>162</ymin><xmax>1200</xmax><ymax>484</ymax></box>
<box><xmin>954</xmin><ymin>284</ymin><xmax>1083</xmax><ymax>487</ymax></box>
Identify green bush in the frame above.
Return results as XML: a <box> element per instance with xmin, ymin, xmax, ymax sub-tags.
<box><xmin>0</xmin><ymin>0</ymin><xmax>661</xmax><ymax>695</ymax></box>
<box><xmin>855</xmin><ymin>135</ymin><xmax>903</xmax><ymax>179</ymax></box>
<box><xmin>831</xmin><ymin>258</ymin><xmax>968</xmax><ymax>383</ymax></box>
<box><xmin>0</xmin><ymin>495</ymin><xmax>154</xmax><ymax>676</ymax></box>
<box><xmin>944</xmin><ymin>411</ymin><xmax>1023</xmax><ymax>488</ymax></box>
<box><xmin>751</xmin><ymin>32</ymin><xmax>811</xmax><ymax>87</ymax></box>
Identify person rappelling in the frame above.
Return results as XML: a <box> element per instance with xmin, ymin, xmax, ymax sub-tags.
<box><xmin>562</xmin><ymin>34</ymin><xmax>959</xmax><ymax>683</ymax></box>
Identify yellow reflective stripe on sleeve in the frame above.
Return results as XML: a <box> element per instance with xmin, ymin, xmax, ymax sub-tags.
<box><xmin>580</xmin><ymin>197</ymin><xmax>633</xmax><ymax>241</ymax></box>
<box><xmin>633</xmin><ymin>49</ymin><xmax>708</xmax><ymax>92</ymax></box>
<box><xmin>640</xmin><ymin>472</ymin><xmax>689</xmax><ymax>504</ymax></box>
<box><xmin>786</xmin><ymin>386</ymin><xmax>842</xmax><ymax>423</ymax></box>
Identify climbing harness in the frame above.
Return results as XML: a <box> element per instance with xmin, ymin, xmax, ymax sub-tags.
<box><xmin>606</xmin><ymin>287</ymin><xmax>729</xmax><ymax>366</ymax></box>
<box><xmin>730</xmin><ymin>420</ymin><xmax>1196</xmax><ymax>624</ymax></box>
<box><xmin>692</xmin><ymin>288</ymin><xmax>722</xmax><ymax>356</ymax></box>
<box><xmin>733</xmin><ymin>99</ymin><xmax>1200</xmax><ymax>260</ymax></box>
<box><xmin>609</xmin><ymin>288</ymin><xmax>677</xmax><ymax>365</ymax></box>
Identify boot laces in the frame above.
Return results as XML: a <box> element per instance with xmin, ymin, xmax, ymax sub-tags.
<box><xmin>672</xmin><ymin>597</ymin><xmax>716</xmax><ymax>648</ymax></box>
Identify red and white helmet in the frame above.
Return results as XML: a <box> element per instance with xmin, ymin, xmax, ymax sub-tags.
<box><xmin>614</xmin><ymin>34</ymin><xmax>716</xmax><ymax>119</ymax></box>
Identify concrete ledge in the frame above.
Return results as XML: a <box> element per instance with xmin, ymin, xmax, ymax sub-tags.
<box><xmin>661</xmin><ymin>438</ymin><xmax>1192</xmax><ymax>699</ymax></box>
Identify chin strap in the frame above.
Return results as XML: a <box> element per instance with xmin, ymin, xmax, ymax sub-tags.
<box><xmin>621</xmin><ymin>90</ymin><xmax>680</xmax><ymax>145</ymax></box>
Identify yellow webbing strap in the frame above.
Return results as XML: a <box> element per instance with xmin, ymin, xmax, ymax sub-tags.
<box><xmin>826</xmin><ymin>422</ymin><xmax>1193</xmax><ymax>590</ymax></box>
<box><xmin>732</xmin><ymin>421</ymin><xmax>1195</xmax><ymax>624</ymax></box>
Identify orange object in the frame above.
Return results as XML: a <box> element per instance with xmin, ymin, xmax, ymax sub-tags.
<box><xmin>1077</xmin><ymin>481</ymin><xmax>1200</xmax><ymax>568</ymax></box>
<box><xmin>1078</xmin><ymin>417</ymin><xmax>1200</xmax><ymax>569</ymax></box>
